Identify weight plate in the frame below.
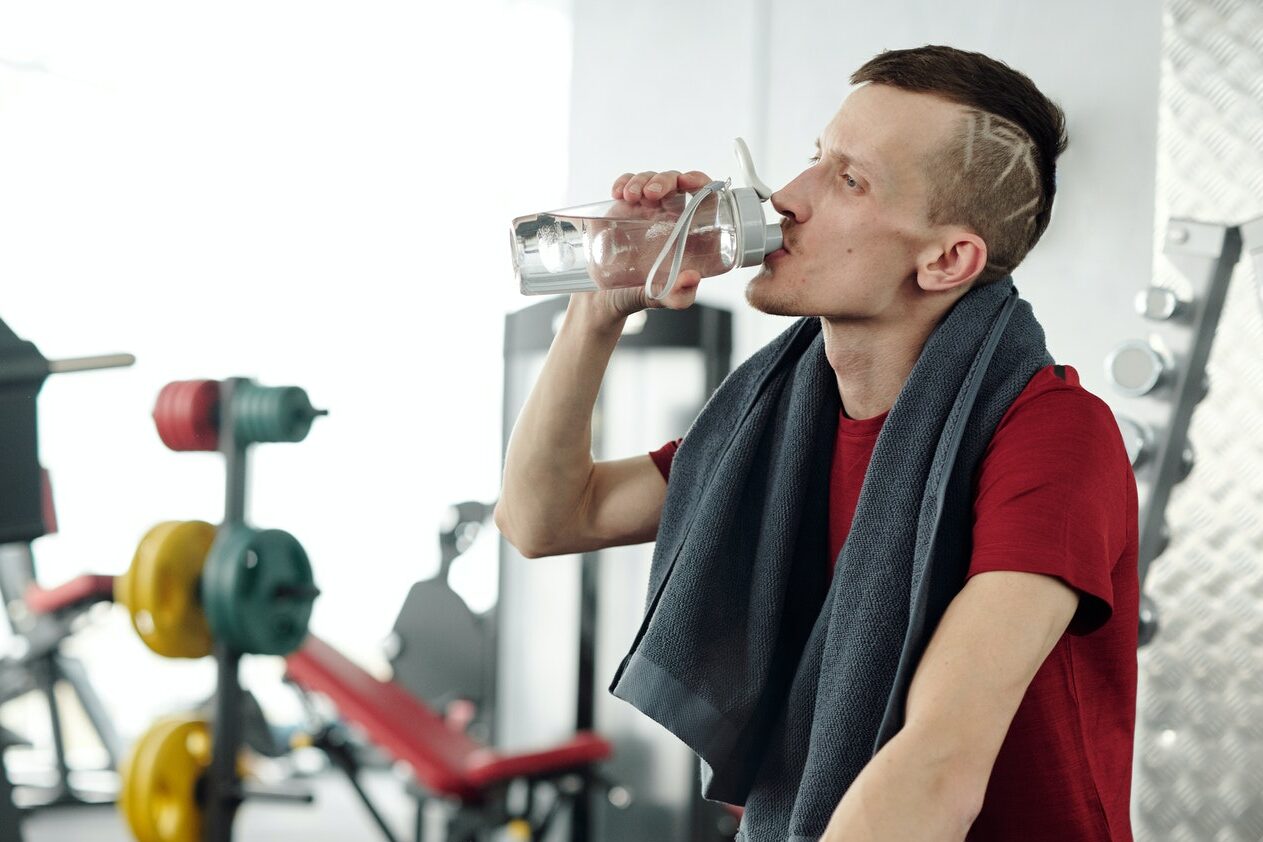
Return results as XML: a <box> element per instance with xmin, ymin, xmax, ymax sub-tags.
<box><xmin>118</xmin><ymin>716</ymin><xmax>211</xmax><ymax>842</ymax></box>
<box><xmin>202</xmin><ymin>524</ymin><xmax>316</xmax><ymax>656</ymax></box>
<box><xmin>232</xmin><ymin>381</ymin><xmax>320</xmax><ymax>445</ymax></box>
<box><xmin>153</xmin><ymin>380</ymin><xmax>220</xmax><ymax>452</ymax></box>
<box><xmin>118</xmin><ymin>521</ymin><xmax>217</xmax><ymax>658</ymax></box>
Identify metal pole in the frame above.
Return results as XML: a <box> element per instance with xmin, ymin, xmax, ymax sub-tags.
<box><xmin>46</xmin><ymin>354</ymin><xmax>135</xmax><ymax>374</ymax></box>
<box><xmin>57</xmin><ymin>656</ymin><xmax>124</xmax><ymax>770</ymax></box>
<box><xmin>39</xmin><ymin>658</ymin><xmax>72</xmax><ymax>799</ymax></box>
<box><xmin>205</xmin><ymin>647</ymin><xmax>243</xmax><ymax>842</ymax></box>
<box><xmin>223</xmin><ymin>380</ymin><xmax>248</xmax><ymax>526</ymax></box>
<box><xmin>205</xmin><ymin>378</ymin><xmax>248</xmax><ymax>842</ymax></box>
<box><xmin>0</xmin><ymin>741</ymin><xmax>23</xmax><ymax>842</ymax></box>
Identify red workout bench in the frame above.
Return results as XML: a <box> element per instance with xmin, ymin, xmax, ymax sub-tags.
<box><xmin>285</xmin><ymin>635</ymin><xmax>615</xmax><ymax>841</ymax></box>
<box><xmin>24</xmin><ymin>575</ymin><xmax>115</xmax><ymax>617</ymax></box>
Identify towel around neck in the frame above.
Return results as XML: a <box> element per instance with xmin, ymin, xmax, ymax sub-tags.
<box><xmin>609</xmin><ymin>274</ymin><xmax>1054</xmax><ymax>841</ymax></box>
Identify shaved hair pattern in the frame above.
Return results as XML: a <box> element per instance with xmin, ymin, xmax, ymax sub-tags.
<box><xmin>851</xmin><ymin>45</ymin><xmax>1069</xmax><ymax>286</ymax></box>
<box><xmin>936</xmin><ymin>108</ymin><xmax>1044</xmax><ymax>283</ymax></box>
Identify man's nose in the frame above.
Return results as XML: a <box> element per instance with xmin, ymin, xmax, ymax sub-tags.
<box><xmin>771</xmin><ymin>190</ymin><xmax>798</xmax><ymax>223</ymax></box>
<box><xmin>770</xmin><ymin>172</ymin><xmax>810</xmax><ymax>224</ymax></box>
<box><xmin>767</xmin><ymin>189</ymin><xmax>788</xmax><ymax>219</ymax></box>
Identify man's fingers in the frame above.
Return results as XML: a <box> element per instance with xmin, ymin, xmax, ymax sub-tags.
<box><xmin>678</xmin><ymin>171</ymin><xmax>713</xmax><ymax>189</ymax></box>
<box><xmin>612</xmin><ymin>169</ymin><xmax>711</xmax><ymax>203</ymax></box>
<box><xmin>623</xmin><ymin>171</ymin><xmax>658</xmax><ymax>200</ymax></box>
<box><xmin>642</xmin><ymin>170</ymin><xmax>681</xmax><ymax>200</ymax></box>
<box><xmin>611</xmin><ymin>172</ymin><xmax>635</xmax><ymax>198</ymax></box>
<box><xmin>664</xmin><ymin>271</ymin><xmax>701</xmax><ymax>308</ymax></box>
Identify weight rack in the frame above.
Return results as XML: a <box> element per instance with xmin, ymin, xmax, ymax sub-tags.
<box><xmin>210</xmin><ymin>377</ymin><xmax>327</xmax><ymax>841</ymax></box>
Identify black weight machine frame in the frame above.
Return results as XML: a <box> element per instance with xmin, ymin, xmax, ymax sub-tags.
<box><xmin>0</xmin><ymin>314</ymin><xmax>134</xmax><ymax>839</ymax></box>
<box><xmin>500</xmin><ymin>298</ymin><xmax>737</xmax><ymax>842</ymax></box>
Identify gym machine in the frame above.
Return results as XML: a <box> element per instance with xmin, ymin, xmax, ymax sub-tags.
<box><xmin>283</xmin><ymin>496</ymin><xmax>626</xmax><ymax>842</ymax></box>
<box><xmin>0</xmin><ymin>314</ymin><xmax>134</xmax><ymax>840</ymax></box>
<box><xmin>287</xmin><ymin>640</ymin><xmax>621</xmax><ymax>842</ymax></box>
<box><xmin>499</xmin><ymin>297</ymin><xmax>739</xmax><ymax>842</ymax></box>
<box><xmin>385</xmin><ymin>500</ymin><xmax>497</xmax><ymax>744</ymax></box>
<box><xmin>1104</xmin><ymin>213</ymin><xmax>1263</xmax><ymax>645</ymax></box>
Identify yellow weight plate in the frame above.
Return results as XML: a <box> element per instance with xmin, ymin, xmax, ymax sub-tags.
<box><xmin>120</xmin><ymin>521</ymin><xmax>217</xmax><ymax>658</ymax></box>
<box><xmin>119</xmin><ymin>716</ymin><xmax>211</xmax><ymax>842</ymax></box>
<box><xmin>117</xmin><ymin>725</ymin><xmax>143</xmax><ymax>841</ymax></box>
<box><xmin>126</xmin><ymin>718</ymin><xmax>179</xmax><ymax>842</ymax></box>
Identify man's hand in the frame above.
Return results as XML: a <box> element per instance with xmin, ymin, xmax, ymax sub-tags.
<box><xmin>611</xmin><ymin>169</ymin><xmax>714</xmax><ymax>208</ymax></box>
<box><xmin>569</xmin><ymin>169</ymin><xmax>715</xmax><ymax>327</ymax></box>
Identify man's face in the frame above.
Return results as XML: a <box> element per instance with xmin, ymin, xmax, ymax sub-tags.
<box><xmin>746</xmin><ymin>83</ymin><xmax>965</xmax><ymax>321</ymax></box>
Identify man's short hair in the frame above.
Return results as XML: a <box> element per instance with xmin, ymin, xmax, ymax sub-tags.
<box><xmin>851</xmin><ymin>45</ymin><xmax>1069</xmax><ymax>286</ymax></box>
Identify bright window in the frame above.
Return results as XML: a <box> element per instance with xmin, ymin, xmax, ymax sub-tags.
<box><xmin>0</xmin><ymin>0</ymin><xmax>571</xmax><ymax>739</ymax></box>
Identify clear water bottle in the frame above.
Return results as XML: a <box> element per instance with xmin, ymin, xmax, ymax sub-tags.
<box><xmin>511</xmin><ymin>138</ymin><xmax>783</xmax><ymax>300</ymax></box>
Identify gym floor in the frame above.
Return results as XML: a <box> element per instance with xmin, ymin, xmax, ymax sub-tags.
<box><xmin>20</xmin><ymin>769</ymin><xmax>418</xmax><ymax>842</ymax></box>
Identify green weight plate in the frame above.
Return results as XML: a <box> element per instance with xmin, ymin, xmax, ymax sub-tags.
<box><xmin>202</xmin><ymin>524</ymin><xmax>316</xmax><ymax>655</ymax></box>
<box><xmin>201</xmin><ymin>527</ymin><xmax>243</xmax><ymax>654</ymax></box>
<box><xmin>232</xmin><ymin>381</ymin><xmax>320</xmax><ymax>445</ymax></box>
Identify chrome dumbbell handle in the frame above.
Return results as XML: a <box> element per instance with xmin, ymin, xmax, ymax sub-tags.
<box><xmin>1134</xmin><ymin>286</ymin><xmax>1184</xmax><ymax>321</ymax></box>
<box><xmin>1105</xmin><ymin>339</ymin><xmax>1170</xmax><ymax>398</ymax></box>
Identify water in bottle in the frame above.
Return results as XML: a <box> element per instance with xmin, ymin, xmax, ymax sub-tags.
<box><xmin>511</xmin><ymin>138</ymin><xmax>783</xmax><ymax>300</ymax></box>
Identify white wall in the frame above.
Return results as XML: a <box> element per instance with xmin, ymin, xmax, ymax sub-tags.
<box><xmin>563</xmin><ymin>0</ymin><xmax>1162</xmax><ymax>408</ymax></box>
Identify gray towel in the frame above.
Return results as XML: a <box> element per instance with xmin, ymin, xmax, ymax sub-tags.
<box><xmin>609</xmin><ymin>274</ymin><xmax>1053</xmax><ymax>841</ymax></box>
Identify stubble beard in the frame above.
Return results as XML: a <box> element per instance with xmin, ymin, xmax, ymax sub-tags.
<box><xmin>745</xmin><ymin>263</ymin><xmax>800</xmax><ymax>317</ymax></box>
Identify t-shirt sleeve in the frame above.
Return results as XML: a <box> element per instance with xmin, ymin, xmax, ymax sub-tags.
<box><xmin>648</xmin><ymin>437</ymin><xmax>684</xmax><ymax>482</ymax></box>
<box><xmin>969</xmin><ymin>391</ymin><xmax>1130</xmax><ymax>636</ymax></box>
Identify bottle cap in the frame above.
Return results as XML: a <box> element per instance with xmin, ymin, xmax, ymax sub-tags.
<box><xmin>730</xmin><ymin>187</ymin><xmax>781</xmax><ymax>267</ymax></box>
<box><xmin>731</xmin><ymin>137</ymin><xmax>781</xmax><ymax>264</ymax></box>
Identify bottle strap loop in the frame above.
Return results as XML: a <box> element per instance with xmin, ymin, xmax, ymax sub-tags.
<box><xmin>644</xmin><ymin>178</ymin><xmax>730</xmax><ymax>301</ymax></box>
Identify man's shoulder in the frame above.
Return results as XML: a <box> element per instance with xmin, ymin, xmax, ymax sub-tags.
<box><xmin>981</xmin><ymin>364</ymin><xmax>1131</xmax><ymax>485</ymax></box>
<box><xmin>1003</xmin><ymin>363</ymin><xmax>1119</xmax><ymax>433</ymax></box>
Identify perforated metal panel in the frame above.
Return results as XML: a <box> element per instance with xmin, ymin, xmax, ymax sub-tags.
<box><xmin>1134</xmin><ymin>1</ymin><xmax>1263</xmax><ymax>839</ymax></box>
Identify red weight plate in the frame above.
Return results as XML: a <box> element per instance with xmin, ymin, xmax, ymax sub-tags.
<box><xmin>153</xmin><ymin>380</ymin><xmax>220</xmax><ymax>452</ymax></box>
<box><xmin>186</xmin><ymin>380</ymin><xmax>220</xmax><ymax>450</ymax></box>
<box><xmin>171</xmin><ymin>380</ymin><xmax>200</xmax><ymax>451</ymax></box>
<box><xmin>168</xmin><ymin>380</ymin><xmax>198</xmax><ymax>451</ymax></box>
<box><xmin>152</xmin><ymin>382</ymin><xmax>183</xmax><ymax>451</ymax></box>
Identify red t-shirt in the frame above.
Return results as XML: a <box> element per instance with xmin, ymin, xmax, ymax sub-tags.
<box><xmin>648</xmin><ymin>363</ymin><xmax>1138</xmax><ymax>842</ymax></box>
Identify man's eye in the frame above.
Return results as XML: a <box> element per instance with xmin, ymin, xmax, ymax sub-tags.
<box><xmin>808</xmin><ymin>155</ymin><xmax>859</xmax><ymax>190</ymax></box>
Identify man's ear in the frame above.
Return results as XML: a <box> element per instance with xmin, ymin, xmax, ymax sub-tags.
<box><xmin>916</xmin><ymin>230</ymin><xmax>988</xmax><ymax>292</ymax></box>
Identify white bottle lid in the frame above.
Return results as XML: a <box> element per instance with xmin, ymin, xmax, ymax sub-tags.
<box><xmin>731</xmin><ymin>138</ymin><xmax>783</xmax><ymax>265</ymax></box>
<box><xmin>729</xmin><ymin>187</ymin><xmax>783</xmax><ymax>267</ymax></box>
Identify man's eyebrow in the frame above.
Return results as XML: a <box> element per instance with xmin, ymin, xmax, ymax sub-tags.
<box><xmin>814</xmin><ymin>137</ymin><xmax>877</xmax><ymax>178</ymax></box>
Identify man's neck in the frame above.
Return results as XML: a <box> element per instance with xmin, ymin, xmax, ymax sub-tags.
<box><xmin>820</xmin><ymin>313</ymin><xmax>939</xmax><ymax>421</ymax></box>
